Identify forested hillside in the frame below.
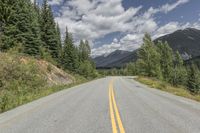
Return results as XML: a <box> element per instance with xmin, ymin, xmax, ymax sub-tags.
<box><xmin>0</xmin><ymin>0</ymin><xmax>97</xmax><ymax>78</ymax></box>
<box><xmin>0</xmin><ymin>0</ymin><xmax>98</xmax><ymax>112</ymax></box>
<box><xmin>124</xmin><ymin>34</ymin><xmax>200</xmax><ymax>95</ymax></box>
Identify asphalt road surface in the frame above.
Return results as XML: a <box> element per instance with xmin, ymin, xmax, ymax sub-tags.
<box><xmin>1</xmin><ymin>77</ymin><xmax>200</xmax><ymax>133</ymax></box>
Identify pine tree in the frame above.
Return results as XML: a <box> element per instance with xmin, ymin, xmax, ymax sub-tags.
<box><xmin>0</xmin><ymin>0</ymin><xmax>21</xmax><ymax>50</ymax></box>
<box><xmin>0</xmin><ymin>0</ymin><xmax>41</xmax><ymax>56</ymax></box>
<box><xmin>187</xmin><ymin>64</ymin><xmax>200</xmax><ymax>94</ymax></box>
<box><xmin>62</xmin><ymin>27</ymin><xmax>78</xmax><ymax>71</ymax></box>
<box><xmin>157</xmin><ymin>41</ymin><xmax>174</xmax><ymax>81</ymax></box>
<box><xmin>171</xmin><ymin>51</ymin><xmax>187</xmax><ymax>86</ymax></box>
<box><xmin>137</xmin><ymin>33</ymin><xmax>162</xmax><ymax>79</ymax></box>
<box><xmin>22</xmin><ymin>0</ymin><xmax>41</xmax><ymax>56</ymax></box>
<box><xmin>55</xmin><ymin>23</ymin><xmax>62</xmax><ymax>63</ymax></box>
<box><xmin>79</xmin><ymin>40</ymin><xmax>91</xmax><ymax>62</ymax></box>
<box><xmin>40</xmin><ymin>0</ymin><xmax>60</xmax><ymax>61</ymax></box>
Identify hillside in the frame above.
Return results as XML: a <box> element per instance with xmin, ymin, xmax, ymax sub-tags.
<box><xmin>94</xmin><ymin>28</ymin><xmax>200</xmax><ymax>68</ymax></box>
<box><xmin>0</xmin><ymin>52</ymin><xmax>74</xmax><ymax>112</ymax></box>
<box><xmin>185</xmin><ymin>56</ymin><xmax>200</xmax><ymax>68</ymax></box>
<box><xmin>155</xmin><ymin>28</ymin><xmax>200</xmax><ymax>60</ymax></box>
<box><xmin>1</xmin><ymin>53</ymin><xmax>74</xmax><ymax>86</ymax></box>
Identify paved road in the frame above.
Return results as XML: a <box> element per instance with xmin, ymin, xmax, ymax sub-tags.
<box><xmin>1</xmin><ymin>77</ymin><xmax>200</xmax><ymax>133</ymax></box>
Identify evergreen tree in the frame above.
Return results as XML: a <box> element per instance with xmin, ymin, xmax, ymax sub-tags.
<box><xmin>157</xmin><ymin>41</ymin><xmax>174</xmax><ymax>81</ymax></box>
<box><xmin>79</xmin><ymin>40</ymin><xmax>91</xmax><ymax>62</ymax></box>
<box><xmin>171</xmin><ymin>51</ymin><xmax>187</xmax><ymax>86</ymax></box>
<box><xmin>55</xmin><ymin>23</ymin><xmax>62</xmax><ymax>63</ymax></box>
<box><xmin>187</xmin><ymin>64</ymin><xmax>200</xmax><ymax>94</ymax></box>
<box><xmin>40</xmin><ymin>0</ymin><xmax>60</xmax><ymax>60</ymax></box>
<box><xmin>0</xmin><ymin>0</ymin><xmax>41</xmax><ymax>56</ymax></box>
<box><xmin>137</xmin><ymin>33</ymin><xmax>162</xmax><ymax>79</ymax></box>
<box><xmin>62</xmin><ymin>27</ymin><xmax>78</xmax><ymax>71</ymax></box>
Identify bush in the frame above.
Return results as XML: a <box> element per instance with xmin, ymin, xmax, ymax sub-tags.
<box><xmin>78</xmin><ymin>60</ymin><xmax>98</xmax><ymax>78</ymax></box>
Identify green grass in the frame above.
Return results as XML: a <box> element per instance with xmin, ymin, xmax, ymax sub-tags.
<box><xmin>0</xmin><ymin>75</ymin><xmax>89</xmax><ymax>113</ymax></box>
<box><xmin>136</xmin><ymin>76</ymin><xmax>200</xmax><ymax>102</ymax></box>
<box><xmin>0</xmin><ymin>53</ymin><xmax>91</xmax><ymax>113</ymax></box>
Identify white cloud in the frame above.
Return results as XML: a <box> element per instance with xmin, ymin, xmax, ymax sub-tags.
<box><xmin>160</xmin><ymin>0</ymin><xmax>189</xmax><ymax>13</ymax></box>
<box><xmin>92</xmin><ymin>41</ymin><xmax>122</xmax><ymax>57</ymax></box>
<box><xmin>143</xmin><ymin>0</ymin><xmax>189</xmax><ymax>19</ymax></box>
<box><xmin>55</xmin><ymin>0</ymin><xmax>142</xmax><ymax>42</ymax></box>
<box><xmin>54</xmin><ymin>0</ymin><xmax>192</xmax><ymax>57</ymax></box>
<box><xmin>48</xmin><ymin>0</ymin><xmax>62</xmax><ymax>5</ymax></box>
<box><xmin>154</xmin><ymin>22</ymin><xmax>180</xmax><ymax>38</ymax></box>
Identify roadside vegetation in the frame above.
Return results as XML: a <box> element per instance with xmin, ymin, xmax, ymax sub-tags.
<box><xmin>0</xmin><ymin>52</ymin><xmax>90</xmax><ymax>113</ymax></box>
<box><xmin>100</xmin><ymin>34</ymin><xmax>200</xmax><ymax>100</ymax></box>
<box><xmin>126</xmin><ymin>34</ymin><xmax>200</xmax><ymax>99</ymax></box>
<box><xmin>0</xmin><ymin>0</ymin><xmax>99</xmax><ymax>113</ymax></box>
<box><xmin>136</xmin><ymin>77</ymin><xmax>200</xmax><ymax>102</ymax></box>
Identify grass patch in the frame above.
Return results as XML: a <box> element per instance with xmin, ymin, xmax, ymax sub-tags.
<box><xmin>0</xmin><ymin>53</ymin><xmax>91</xmax><ymax>113</ymax></box>
<box><xmin>0</xmin><ymin>75</ymin><xmax>88</xmax><ymax>113</ymax></box>
<box><xmin>136</xmin><ymin>76</ymin><xmax>200</xmax><ymax>102</ymax></box>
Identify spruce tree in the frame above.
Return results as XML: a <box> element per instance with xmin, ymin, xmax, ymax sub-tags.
<box><xmin>79</xmin><ymin>40</ymin><xmax>91</xmax><ymax>62</ymax></box>
<box><xmin>40</xmin><ymin>0</ymin><xmax>60</xmax><ymax>61</ymax></box>
<box><xmin>62</xmin><ymin>27</ymin><xmax>78</xmax><ymax>71</ymax></box>
<box><xmin>187</xmin><ymin>64</ymin><xmax>200</xmax><ymax>94</ymax></box>
<box><xmin>55</xmin><ymin>23</ymin><xmax>62</xmax><ymax>63</ymax></box>
<box><xmin>137</xmin><ymin>33</ymin><xmax>162</xmax><ymax>79</ymax></box>
<box><xmin>0</xmin><ymin>0</ymin><xmax>41</xmax><ymax>56</ymax></box>
<box><xmin>157</xmin><ymin>41</ymin><xmax>174</xmax><ymax>81</ymax></box>
<box><xmin>0</xmin><ymin>0</ymin><xmax>20</xmax><ymax>51</ymax></box>
<box><xmin>171</xmin><ymin>51</ymin><xmax>187</xmax><ymax>86</ymax></box>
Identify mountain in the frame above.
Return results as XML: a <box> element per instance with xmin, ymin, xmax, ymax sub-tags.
<box><xmin>155</xmin><ymin>28</ymin><xmax>200</xmax><ymax>60</ymax></box>
<box><xmin>93</xmin><ymin>50</ymin><xmax>137</xmax><ymax>68</ymax></box>
<box><xmin>185</xmin><ymin>56</ymin><xmax>200</xmax><ymax>68</ymax></box>
<box><xmin>93</xmin><ymin>28</ymin><xmax>200</xmax><ymax>68</ymax></box>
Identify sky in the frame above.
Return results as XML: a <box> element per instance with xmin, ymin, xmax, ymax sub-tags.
<box><xmin>42</xmin><ymin>0</ymin><xmax>200</xmax><ymax>57</ymax></box>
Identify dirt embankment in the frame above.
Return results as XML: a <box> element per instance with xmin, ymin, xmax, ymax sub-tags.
<box><xmin>20</xmin><ymin>57</ymin><xmax>74</xmax><ymax>86</ymax></box>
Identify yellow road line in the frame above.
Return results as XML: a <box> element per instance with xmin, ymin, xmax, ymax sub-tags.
<box><xmin>109</xmin><ymin>82</ymin><xmax>118</xmax><ymax>133</ymax></box>
<box><xmin>109</xmin><ymin>79</ymin><xmax>125</xmax><ymax>133</ymax></box>
<box><xmin>111</xmin><ymin>86</ymin><xmax>125</xmax><ymax>133</ymax></box>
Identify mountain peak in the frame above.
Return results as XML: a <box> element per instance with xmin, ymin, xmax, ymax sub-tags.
<box><xmin>94</xmin><ymin>28</ymin><xmax>200</xmax><ymax>68</ymax></box>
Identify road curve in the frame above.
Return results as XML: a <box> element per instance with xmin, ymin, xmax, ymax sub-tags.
<box><xmin>0</xmin><ymin>77</ymin><xmax>200</xmax><ymax>133</ymax></box>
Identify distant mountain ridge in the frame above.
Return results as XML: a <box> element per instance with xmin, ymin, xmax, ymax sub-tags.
<box><xmin>154</xmin><ymin>28</ymin><xmax>200</xmax><ymax>60</ymax></box>
<box><xmin>93</xmin><ymin>50</ymin><xmax>137</xmax><ymax>68</ymax></box>
<box><xmin>93</xmin><ymin>28</ymin><xmax>200</xmax><ymax>68</ymax></box>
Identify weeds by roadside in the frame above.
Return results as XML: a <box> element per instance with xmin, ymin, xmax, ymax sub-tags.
<box><xmin>136</xmin><ymin>76</ymin><xmax>200</xmax><ymax>102</ymax></box>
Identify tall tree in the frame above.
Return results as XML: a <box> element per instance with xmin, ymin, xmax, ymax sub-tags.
<box><xmin>40</xmin><ymin>0</ymin><xmax>60</xmax><ymax>60</ymax></box>
<box><xmin>79</xmin><ymin>40</ymin><xmax>91</xmax><ymax>62</ymax></box>
<box><xmin>157</xmin><ymin>41</ymin><xmax>174</xmax><ymax>81</ymax></box>
<box><xmin>0</xmin><ymin>0</ymin><xmax>41</xmax><ymax>56</ymax></box>
<box><xmin>187</xmin><ymin>63</ymin><xmax>200</xmax><ymax>94</ymax></box>
<box><xmin>62</xmin><ymin>27</ymin><xmax>78</xmax><ymax>71</ymax></box>
<box><xmin>137</xmin><ymin>33</ymin><xmax>162</xmax><ymax>79</ymax></box>
<box><xmin>55</xmin><ymin>23</ymin><xmax>62</xmax><ymax>63</ymax></box>
<box><xmin>171</xmin><ymin>51</ymin><xmax>187</xmax><ymax>86</ymax></box>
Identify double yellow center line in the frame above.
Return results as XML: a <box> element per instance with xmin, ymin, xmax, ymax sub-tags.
<box><xmin>109</xmin><ymin>79</ymin><xmax>125</xmax><ymax>133</ymax></box>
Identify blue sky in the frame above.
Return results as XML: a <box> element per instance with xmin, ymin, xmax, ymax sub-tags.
<box><xmin>44</xmin><ymin>0</ymin><xmax>200</xmax><ymax>57</ymax></box>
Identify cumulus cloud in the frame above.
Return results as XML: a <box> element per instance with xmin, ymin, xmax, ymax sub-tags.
<box><xmin>55</xmin><ymin>0</ymin><xmax>142</xmax><ymax>41</ymax></box>
<box><xmin>54</xmin><ymin>0</ymin><xmax>192</xmax><ymax>57</ymax></box>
